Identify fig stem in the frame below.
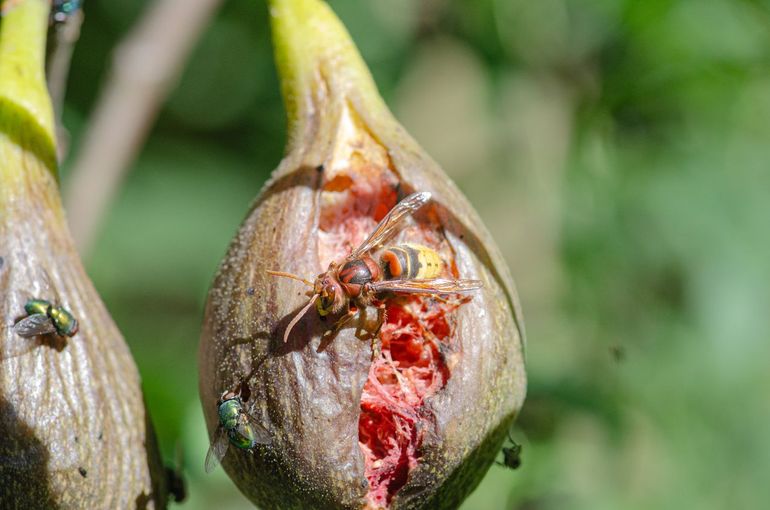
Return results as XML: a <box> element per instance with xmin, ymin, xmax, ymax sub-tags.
<box><xmin>267</xmin><ymin>0</ymin><xmax>391</xmax><ymax>153</ymax></box>
<box><xmin>0</xmin><ymin>0</ymin><xmax>57</xmax><ymax>179</ymax></box>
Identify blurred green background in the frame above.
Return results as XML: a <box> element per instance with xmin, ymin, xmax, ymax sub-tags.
<box><xmin>58</xmin><ymin>0</ymin><xmax>770</xmax><ymax>508</ymax></box>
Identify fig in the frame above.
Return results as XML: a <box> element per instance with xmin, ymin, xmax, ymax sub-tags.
<box><xmin>198</xmin><ymin>0</ymin><xmax>526</xmax><ymax>508</ymax></box>
<box><xmin>0</xmin><ymin>1</ymin><xmax>167</xmax><ymax>507</ymax></box>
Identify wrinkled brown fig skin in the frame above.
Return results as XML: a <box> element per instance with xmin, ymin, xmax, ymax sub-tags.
<box><xmin>0</xmin><ymin>121</ymin><xmax>167</xmax><ymax>510</ymax></box>
<box><xmin>200</xmin><ymin>168</ymin><xmax>372</xmax><ymax>509</ymax></box>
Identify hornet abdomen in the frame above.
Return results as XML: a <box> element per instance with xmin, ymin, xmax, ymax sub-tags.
<box><xmin>380</xmin><ymin>243</ymin><xmax>443</xmax><ymax>280</ymax></box>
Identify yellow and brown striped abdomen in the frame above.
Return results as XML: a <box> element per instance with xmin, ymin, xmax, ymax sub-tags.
<box><xmin>379</xmin><ymin>243</ymin><xmax>443</xmax><ymax>280</ymax></box>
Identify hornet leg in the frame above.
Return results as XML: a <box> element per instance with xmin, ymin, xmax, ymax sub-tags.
<box><xmin>370</xmin><ymin>303</ymin><xmax>387</xmax><ymax>360</ymax></box>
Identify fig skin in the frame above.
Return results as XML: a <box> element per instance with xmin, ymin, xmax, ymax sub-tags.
<box><xmin>198</xmin><ymin>1</ymin><xmax>526</xmax><ymax>508</ymax></box>
<box><xmin>0</xmin><ymin>1</ymin><xmax>167</xmax><ymax>507</ymax></box>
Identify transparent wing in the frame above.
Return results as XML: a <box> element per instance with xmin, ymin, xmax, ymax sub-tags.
<box><xmin>239</xmin><ymin>412</ymin><xmax>272</xmax><ymax>445</ymax></box>
<box><xmin>348</xmin><ymin>192</ymin><xmax>432</xmax><ymax>259</ymax></box>
<box><xmin>4</xmin><ymin>310</ymin><xmax>70</xmax><ymax>361</ymax></box>
<box><xmin>12</xmin><ymin>314</ymin><xmax>57</xmax><ymax>337</ymax></box>
<box><xmin>369</xmin><ymin>278</ymin><xmax>483</xmax><ymax>295</ymax></box>
<box><xmin>204</xmin><ymin>427</ymin><xmax>229</xmax><ymax>474</ymax></box>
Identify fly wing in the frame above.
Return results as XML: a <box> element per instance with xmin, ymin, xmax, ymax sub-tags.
<box><xmin>204</xmin><ymin>427</ymin><xmax>229</xmax><ymax>474</ymax></box>
<box><xmin>240</xmin><ymin>412</ymin><xmax>272</xmax><ymax>445</ymax></box>
<box><xmin>12</xmin><ymin>314</ymin><xmax>57</xmax><ymax>337</ymax></box>
<box><xmin>369</xmin><ymin>278</ymin><xmax>483</xmax><ymax>295</ymax></box>
<box><xmin>348</xmin><ymin>192</ymin><xmax>432</xmax><ymax>259</ymax></box>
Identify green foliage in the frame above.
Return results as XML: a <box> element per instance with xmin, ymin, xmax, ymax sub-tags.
<box><xmin>60</xmin><ymin>0</ymin><xmax>770</xmax><ymax>508</ymax></box>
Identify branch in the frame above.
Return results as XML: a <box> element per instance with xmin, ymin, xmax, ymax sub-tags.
<box><xmin>46</xmin><ymin>2</ymin><xmax>85</xmax><ymax>162</ymax></box>
<box><xmin>63</xmin><ymin>0</ymin><xmax>224</xmax><ymax>255</ymax></box>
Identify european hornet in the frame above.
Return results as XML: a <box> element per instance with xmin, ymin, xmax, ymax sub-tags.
<box><xmin>268</xmin><ymin>191</ymin><xmax>483</xmax><ymax>342</ymax></box>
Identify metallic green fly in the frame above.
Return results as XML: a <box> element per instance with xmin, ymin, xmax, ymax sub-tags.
<box><xmin>204</xmin><ymin>390</ymin><xmax>271</xmax><ymax>473</ymax></box>
<box><xmin>13</xmin><ymin>298</ymin><xmax>79</xmax><ymax>338</ymax></box>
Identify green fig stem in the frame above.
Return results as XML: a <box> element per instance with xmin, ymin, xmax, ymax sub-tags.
<box><xmin>267</xmin><ymin>0</ymin><xmax>392</xmax><ymax>154</ymax></box>
<box><xmin>0</xmin><ymin>0</ymin><xmax>58</xmax><ymax>179</ymax></box>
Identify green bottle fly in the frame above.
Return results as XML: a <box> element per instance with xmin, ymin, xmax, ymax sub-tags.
<box><xmin>204</xmin><ymin>390</ymin><xmax>271</xmax><ymax>473</ymax></box>
<box><xmin>16</xmin><ymin>298</ymin><xmax>79</xmax><ymax>337</ymax></box>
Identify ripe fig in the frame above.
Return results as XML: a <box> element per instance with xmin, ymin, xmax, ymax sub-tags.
<box><xmin>0</xmin><ymin>1</ymin><xmax>167</xmax><ymax>507</ymax></box>
<box><xmin>198</xmin><ymin>0</ymin><xmax>526</xmax><ymax>509</ymax></box>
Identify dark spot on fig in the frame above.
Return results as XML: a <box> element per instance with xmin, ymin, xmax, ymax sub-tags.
<box><xmin>78</xmin><ymin>467</ymin><xmax>87</xmax><ymax>478</ymax></box>
<box><xmin>247</xmin><ymin>287</ymin><xmax>256</xmax><ymax>296</ymax></box>
<box><xmin>98</xmin><ymin>431</ymin><xmax>103</xmax><ymax>441</ymax></box>
<box><xmin>239</xmin><ymin>380</ymin><xmax>252</xmax><ymax>402</ymax></box>
<box><xmin>0</xmin><ymin>256</ymin><xmax>4</xmax><ymax>270</ymax></box>
<box><xmin>316</xmin><ymin>164</ymin><xmax>325</xmax><ymax>173</ymax></box>
<box><xmin>74</xmin><ymin>435</ymin><xmax>78</xmax><ymax>443</ymax></box>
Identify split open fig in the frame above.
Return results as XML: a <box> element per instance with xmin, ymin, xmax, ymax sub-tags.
<box><xmin>198</xmin><ymin>1</ymin><xmax>526</xmax><ymax>508</ymax></box>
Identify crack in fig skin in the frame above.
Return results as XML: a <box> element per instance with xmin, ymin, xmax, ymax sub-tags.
<box><xmin>313</xmin><ymin>148</ymin><xmax>469</xmax><ymax>507</ymax></box>
<box><xmin>315</xmin><ymin>173</ymin><xmax>450</xmax><ymax>508</ymax></box>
